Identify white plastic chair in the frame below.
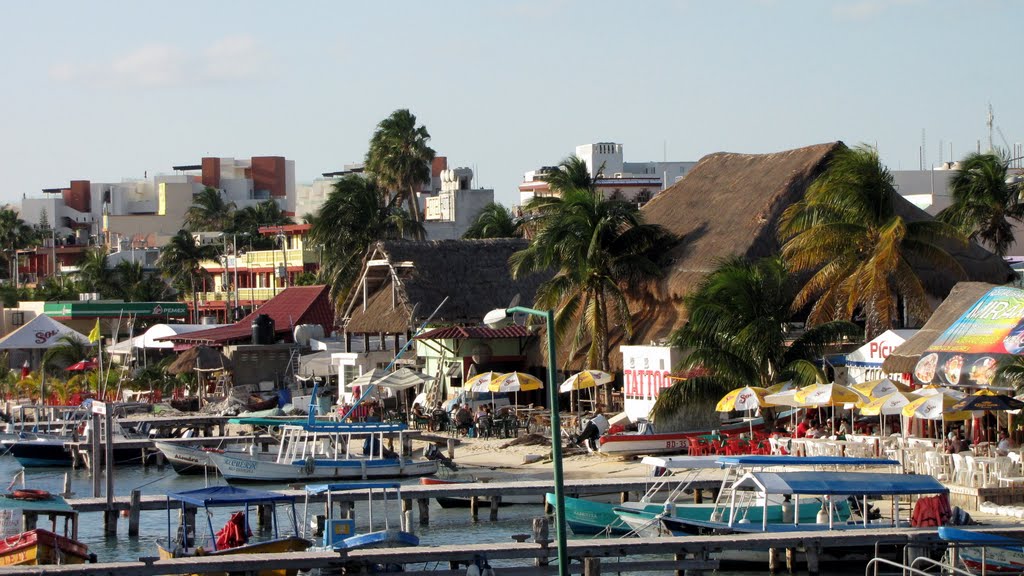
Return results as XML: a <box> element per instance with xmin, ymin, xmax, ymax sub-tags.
<box><xmin>964</xmin><ymin>455</ymin><xmax>984</xmax><ymax>487</ymax></box>
<box><xmin>999</xmin><ymin>454</ymin><xmax>1024</xmax><ymax>488</ymax></box>
<box><xmin>951</xmin><ymin>453</ymin><xmax>966</xmax><ymax>485</ymax></box>
<box><xmin>924</xmin><ymin>451</ymin><xmax>948</xmax><ymax>482</ymax></box>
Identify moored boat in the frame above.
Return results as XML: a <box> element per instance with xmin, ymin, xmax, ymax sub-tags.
<box><xmin>156</xmin><ymin>485</ymin><xmax>311</xmax><ymax>576</ymax></box>
<box><xmin>938</xmin><ymin>526</ymin><xmax>1024</xmax><ymax>574</ymax></box>
<box><xmin>306</xmin><ymin>482</ymin><xmax>418</xmax><ymax>550</ymax></box>
<box><xmin>0</xmin><ymin>489</ymin><xmax>92</xmax><ymax>566</ymax></box>
<box><xmin>420</xmin><ymin>477</ymin><xmax>537</xmax><ymax>508</ymax></box>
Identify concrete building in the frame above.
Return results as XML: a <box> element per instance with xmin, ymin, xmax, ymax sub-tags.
<box><xmin>519</xmin><ymin>142</ymin><xmax>697</xmax><ymax>205</ymax></box>
<box><xmin>422</xmin><ymin>167</ymin><xmax>493</xmax><ymax>240</ymax></box>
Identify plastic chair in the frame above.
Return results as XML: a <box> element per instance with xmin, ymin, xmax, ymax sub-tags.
<box><xmin>687</xmin><ymin>438</ymin><xmax>709</xmax><ymax>456</ymax></box>
<box><xmin>998</xmin><ymin>455</ymin><xmax>1024</xmax><ymax>488</ymax></box>
<box><xmin>951</xmin><ymin>453</ymin><xmax>966</xmax><ymax>485</ymax></box>
<box><xmin>924</xmin><ymin>451</ymin><xmax>948</xmax><ymax>482</ymax></box>
<box><xmin>964</xmin><ymin>455</ymin><xmax>984</xmax><ymax>487</ymax></box>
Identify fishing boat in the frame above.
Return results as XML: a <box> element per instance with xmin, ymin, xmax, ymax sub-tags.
<box><xmin>420</xmin><ymin>476</ymin><xmax>540</xmax><ymax>508</ymax></box>
<box><xmin>206</xmin><ymin>422</ymin><xmax>438</xmax><ymax>483</ymax></box>
<box><xmin>0</xmin><ymin>489</ymin><xmax>92</xmax><ymax>566</ymax></box>
<box><xmin>938</xmin><ymin>526</ymin><xmax>1024</xmax><ymax>574</ymax></box>
<box><xmin>305</xmin><ymin>482</ymin><xmax>418</xmax><ymax>550</ymax></box>
<box><xmin>156</xmin><ymin>485</ymin><xmax>311</xmax><ymax>576</ymax></box>
<box><xmin>660</xmin><ymin>470</ymin><xmax>949</xmax><ymax>566</ymax></box>
<box><xmin>153</xmin><ymin>441</ymin><xmax>269</xmax><ymax>476</ymax></box>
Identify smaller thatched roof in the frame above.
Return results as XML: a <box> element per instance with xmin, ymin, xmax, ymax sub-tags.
<box><xmin>166</xmin><ymin>346</ymin><xmax>233</xmax><ymax>374</ymax></box>
<box><xmin>881</xmin><ymin>282</ymin><xmax>1000</xmax><ymax>374</ymax></box>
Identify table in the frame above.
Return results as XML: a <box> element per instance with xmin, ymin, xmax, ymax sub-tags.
<box><xmin>973</xmin><ymin>456</ymin><xmax>999</xmax><ymax>487</ymax></box>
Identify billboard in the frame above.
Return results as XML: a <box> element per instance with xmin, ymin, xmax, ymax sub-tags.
<box><xmin>913</xmin><ymin>286</ymin><xmax>1024</xmax><ymax>386</ymax></box>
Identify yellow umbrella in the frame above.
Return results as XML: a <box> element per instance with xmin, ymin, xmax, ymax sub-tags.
<box><xmin>858</xmin><ymin>391</ymin><xmax>920</xmax><ymax>416</ymax></box>
<box><xmin>794</xmin><ymin>383</ymin><xmax>861</xmax><ymax>406</ymax></box>
<box><xmin>491</xmin><ymin>372</ymin><xmax>544</xmax><ymax>393</ymax></box>
<box><xmin>915</xmin><ymin>385</ymin><xmax>967</xmax><ymax>400</ymax></box>
<box><xmin>765</xmin><ymin>381</ymin><xmax>798</xmax><ymax>394</ymax></box>
<box><xmin>901</xmin><ymin>394</ymin><xmax>972</xmax><ymax>422</ymax></box>
<box><xmin>716</xmin><ymin>386</ymin><xmax>772</xmax><ymax>412</ymax></box>
<box><xmin>558</xmin><ymin>370</ymin><xmax>613</xmax><ymax>393</ymax></box>
<box><xmin>465</xmin><ymin>371</ymin><xmax>503</xmax><ymax>394</ymax></box>
<box><xmin>851</xmin><ymin>378</ymin><xmax>910</xmax><ymax>400</ymax></box>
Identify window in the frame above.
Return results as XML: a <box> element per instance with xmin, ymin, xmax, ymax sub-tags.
<box><xmin>10</xmin><ymin>312</ymin><xmax>24</xmax><ymax>326</ymax></box>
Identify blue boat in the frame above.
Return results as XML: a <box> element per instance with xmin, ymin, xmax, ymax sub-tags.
<box><xmin>938</xmin><ymin>526</ymin><xmax>1024</xmax><ymax>574</ymax></box>
<box><xmin>305</xmin><ymin>482</ymin><xmax>419</xmax><ymax>550</ymax></box>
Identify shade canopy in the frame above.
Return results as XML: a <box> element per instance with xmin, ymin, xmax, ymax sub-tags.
<box><xmin>851</xmin><ymin>378</ymin><xmax>910</xmax><ymax>400</ymax></box>
<box><xmin>559</xmin><ymin>370</ymin><xmax>613</xmax><ymax>393</ymax></box>
<box><xmin>949</xmin><ymin>389</ymin><xmax>1024</xmax><ymax>412</ymax></box>
<box><xmin>465</xmin><ymin>371</ymin><xmax>504</xmax><ymax>393</ymax></box>
<box><xmin>857</xmin><ymin>391</ymin><xmax>920</xmax><ymax>416</ymax></box>
<box><xmin>901</xmin><ymin>394</ymin><xmax>972</xmax><ymax>421</ymax></box>
<box><xmin>166</xmin><ymin>346</ymin><xmax>233</xmax><ymax>374</ymax></box>
<box><xmin>734</xmin><ymin>471</ymin><xmax>947</xmax><ymax>496</ymax></box>
<box><xmin>715</xmin><ymin>386</ymin><xmax>771</xmax><ymax>412</ymax></box>
<box><xmin>0</xmin><ymin>314</ymin><xmax>90</xmax><ymax>350</ymax></box>
<box><xmin>375</xmin><ymin>368</ymin><xmax>434</xmax><ymax>391</ymax></box>
<box><xmin>490</xmin><ymin>372</ymin><xmax>543</xmax><ymax>393</ymax></box>
<box><xmin>793</xmin><ymin>383</ymin><xmax>860</xmax><ymax>406</ymax></box>
<box><xmin>167</xmin><ymin>485</ymin><xmax>294</xmax><ymax>507</ymax></box>
<box><xmin>763</xmin><ymin>389</ymin><xmax>803</xmax><ymax>407</ymax></box>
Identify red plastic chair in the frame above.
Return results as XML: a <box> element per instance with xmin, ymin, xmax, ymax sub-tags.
<box><xmin>688</xmin><ymin>438</ymin><xmax>709</xmax><ymax>456</ymax></box>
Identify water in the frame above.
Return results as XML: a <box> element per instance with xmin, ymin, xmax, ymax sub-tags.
<box><xmin>0</xmin><ymin>458</ymin><xmax>837</xmax><ymax>574</ymax></box>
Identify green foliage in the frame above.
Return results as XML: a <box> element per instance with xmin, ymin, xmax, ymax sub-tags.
<box><xmin>42</xmin><ymin>334</ymin><xmax>92</xmax><ymax>371</ymax></box>
<box><xmin>0</xmin><ymin>209</ymin><xmax>37</xmax><ymax>280</ymax></box>
<box><xmin>158</xmin><ymin>230</ymin><xmax>221</xmax><ymax>322</ymax></box>
<box><xmin>463</xmin><ymin>203</ymin><xmax>521</xmax><ymax>239</ymax></box>
<box><xmin>311</xmin><ymin>175</ymin><xmax>421</xmax><ymax>307</ymax></box>
<box><xmin>510</xmin><ymin>186</ymin><xmax>676</xmax><ymax>371</ymax></box>
<box><xmin>293</xmin><ymin>271</ymin><xmax>318</xmax><ymax>286</ymax></box>
<box><xmin>228</xmin><ymin>200</ymin><xmax>294</xmax><ymax>250</ymax></box>
<box><xmin>365</xmin><ymin>109</ymin><xmax>435</xmax><ymax>228</ymax></box>
<box><xmin>185</xmin><ymin>187</ymin><xmax>236</xmax><ymax>232</ymax></box>
<box><xmin>779</xmin><ymin>144</ymin><xmax>966</xmax><ymax>339</ymax></box>
<box><xmin>651</xmin><ymin>257</ymin><xmax>861</xmax><ymax>420</ymax></box>
<box><xmin>937</xmin><ymin>152</ymin><xmax>1024</xmax><ymax>257</ymax></box>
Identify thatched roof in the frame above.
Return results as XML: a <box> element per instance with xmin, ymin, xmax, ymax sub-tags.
<box><xmin>880</xmin><ymin>282</ymin><xmax>1000</xmax><ymax>374</ymax></box>
<box><xmin>342</xmin><ymin>239</ymin><xmax>549</xmax><ymax>334</ymax></box>
<box><xmin>625</xmin><ymin>142</ymin><xmax>1015</xmax><ymax>350</ymax></box>
<box><xmin>166</xmin><ymin>345</ymin><xmax>233</xmax><ymax>374</ymax></box>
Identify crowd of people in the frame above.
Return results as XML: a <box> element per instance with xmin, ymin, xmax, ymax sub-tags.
<box><xmin>411</xmin><ymin>401</ymin><xmax>512</xmax><ymax>438</ymax></box>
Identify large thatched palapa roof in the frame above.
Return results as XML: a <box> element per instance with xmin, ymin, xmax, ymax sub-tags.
<box><xmin>624</xmin><ymin>142</ymin><xmax>1014</xmax><ymax>353</ymax></box>
<box><xmin>342</xmin><ymin>239</ymin><xmax>549</xmax><ymax>334</ymax></box>
<box><xmin>880</xmin><ymin>282</ymin><xmax>1000</xmax><ymax>374</ymax></box>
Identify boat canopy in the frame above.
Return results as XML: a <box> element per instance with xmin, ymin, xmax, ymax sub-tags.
<box><xmin>733</xmin><ymin>471</ymin><xmax>947</xmax><ymax>496</ymax></box>
<box><xmin>640</xmin><ymin>456</ymin><xmax>725</xmax><ymax>469</ymax></box>
<box><xmin>938</xmin><ymin>527</ymin><xmax>1023</xmax><ymax>549</ymax></box>
<box><xmin>715</xmin><ymin>455</ymin><xmax>900</xmax><ymax>467</ymax></box>
<box><xmin>305</xmin><ymin>482</ymin><xmax>403</xmax><ymax>495</ymax></box>
<box><xmin>0</xmin><ymin>493</ymin><xmax>75</xmax><ymax>514</ymax></box>
<box><xmin>167</xmin><ymin>485</ymin><xmax>295</xmax><ymax>507</ymax></box>
<box><xmin>228</xmin><ymin>417</ymin><xmax>407</xmax><ymax>433</ymax></box>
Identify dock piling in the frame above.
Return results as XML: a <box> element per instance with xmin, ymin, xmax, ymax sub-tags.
<box><xmin>103</xmin><ymin>509</ymin><xmax>117</xmax><ymax>535</ymax></box>
<box><xmin>693</xmin><ymin>490</ymin><xmax>703</xmax><ymax>504</ymax></box>
<box><xmin>620</xmin><ymin>491</ymin><xmax>629</xmax><ymax>503</ymax></box>
<box><xmin>417</xmin><ymin>498</ymin><xmax>429</xmax><ymax>526</ymax></box>
<box><xmin>584</xmin><ymin>556</ymin><xmax>601</xmax><ymax>576</ymax></box>
<box><xmin>128</xmin><ymin>489</ymin><xmax>141</xmax><ymax>536</ymax></box>
<box><xmin>470</xmin><ymin>496</ymin><xmax>479</xmax><ymax>521</ymax></box>
<box><xmin>532</xmin><ymin>517</ymin><xmax>550</xmax><ymax>567</ymax></box>
<box><xmin>806</xmin><ymin>546</ymin><xmax>820</xmax><ymax>576</ymax></box>
<box><xmin>62</xmin><ymin>473</ymin><xmax>72</xmax><ymax>497</ymax></box>
<box><xmin>785</xmin><ymin>548</ymin><xmax>794</xmax><ymax>573</ymax></box>
<box><xmin>447</xmin><ymin>438</ymin><xmax>455</xmax><ymax>460</ymax></box>
<box><xmin>489</xmin><ymin>496</ymin><xmax>500</xmax><ymax>521</ymax></box>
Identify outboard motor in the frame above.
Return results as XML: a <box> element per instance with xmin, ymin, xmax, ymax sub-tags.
<box><xmin>425</xmin><ymin>444</ymin><xmax>458</xmax><ymax>471</ymax></box>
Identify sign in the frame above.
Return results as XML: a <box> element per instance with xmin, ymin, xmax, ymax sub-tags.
<box><xmin>91</xmin><ymin>401</ymin><xmax>106</xmax><ymax>415</ymax></box>
<box><xmin>913</xmin><ymin>286</ymin><xmax>1024</xmax><ymax>386</ymax></box>
<box><xmin>620</xmin><ymin>345</ymin><xmax>681</xmax><ymax>422</ymax></box>
<box><xmin>43</xmin><ymin>301</ymin><xmax>188</xmax><ymax>319</ymax></box>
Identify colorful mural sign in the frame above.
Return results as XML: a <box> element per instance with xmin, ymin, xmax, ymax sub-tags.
<box><xmin>913</xmin><ymin>286</ymin><xmax>1024</xmax><ymax>386</ymax></box>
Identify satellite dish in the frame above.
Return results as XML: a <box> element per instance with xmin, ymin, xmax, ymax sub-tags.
<box><xmin>484</xmin><ymin>308</ymin><xmax>511</xmax><ymax>328</ymax></box>
<box><xmin>506</xmin><ymin>293</ymin><xmax>528</xmax><ymax>326</ymax></box>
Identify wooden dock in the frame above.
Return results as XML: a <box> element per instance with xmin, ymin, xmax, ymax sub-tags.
<box><xmin>7</xmin><ymin>525</ymin><xmax>1024</xmax><ymax>576</ymax></box>
<box><xmin>63</xmin><ymin>433</ymin><xmax>278</xmax><ymax>470</ymax></box>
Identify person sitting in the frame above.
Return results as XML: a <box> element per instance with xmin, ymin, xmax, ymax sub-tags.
<box><xmin>575</xmin><ymin>407</ymin><xmax>609</xmax><ymax>452</ymax></box>
<box><xmin>430</xmin><ymin>402</ymin><xmax>449</xmax><ymax>432</ymax></box>
<box><xmin>997</xmin><ymin>428</ymin><xmax>1015</xmax><ymax>456</ymax></box>
<box><xmin>944</xmin><ymin>430</ymin><xmax>962</xmax><ymax>454</ymax></box>
<box><xmin>411</xmin><ymin>403</ymin><xmax>427</xmax><ymax>429</ymax></box>
<box><xmin>475</xmin><ymin>407</ymin><xmax>493</xmax><ymax>438</ymax></box>
<box><xmin>795</xmin><ymin>417</ymin><xmax>810</xmax><ymax>438</ymax></box>
<box><xmin>454</xmin><ymin>404</ymin><xmax>474</xmax><ymax>436</ymax></box>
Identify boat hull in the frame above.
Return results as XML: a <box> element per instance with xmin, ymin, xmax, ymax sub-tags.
<box><xmin>546</xmin><ymin>494</ymin><xmax>632</xmax><ymax>536</ymax></box>
<box><xmin>420</xmin><ymin>478</ymin><xmax>536</xmax><ymax>508</ymax></box>
<box><xmin>157</xmin><ymin>535</ymin><xmax>311</xmax><ymax>576</ymax></box>
<box><xmin>0</xmin><ymin>528</ymin><xmax>90</xmax><ymax>566</ymax></box>
<box><xmin>337</xmin><ymin>529</ymin><xmax>419</xmax><ymax>550</ymax></box>
<box><xmin>9</xmin><ymin>440</ymin><xmax>141</xmax><ymax>468</ymax></box>
<box><xmin>209</xmin><ymin>451</ymin><xmax>438</xmax><ymax>483</ymax></box>
<box><xmin>598</xmin><ymin>419</ymin><xmax>768</xmax><ymax>457</ymax></box>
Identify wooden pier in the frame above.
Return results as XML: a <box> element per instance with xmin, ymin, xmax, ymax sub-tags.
<box><xmin>6</xmin><ymin>525</ymin><xmax>1024</xmax><ymax>576</ymax></box>
<box><xmin>64</xmin><ymin>433</ymin><xmax>278</xmax><ymax>470</ymax></box>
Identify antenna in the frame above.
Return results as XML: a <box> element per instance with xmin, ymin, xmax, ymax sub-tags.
<box><xmin>921</xmin><ymin>129</ymin><xmax>926</xmax><ymax>170</ymax></box>
<box><xmin>987</xmin><ymin>103</ymin><xmax>995</xmax><ymax>152</ymax></box>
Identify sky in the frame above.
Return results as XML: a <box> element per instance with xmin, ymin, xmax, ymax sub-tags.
<box><xmin>1</xmin><ymin>0</ymin><xmax>1022</xmax><ymax>209</ymax></box>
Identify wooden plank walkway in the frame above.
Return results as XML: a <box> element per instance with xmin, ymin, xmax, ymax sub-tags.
<box><xmin>7</xmin><ymin>526</ymin><xmax>1024</xmax><ymax>576</ymax></box>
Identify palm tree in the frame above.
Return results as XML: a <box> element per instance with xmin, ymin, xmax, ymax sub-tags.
<box><xmin>158</xmin><ymin>230</ymin><xmax>221</xmax><ymax>322</ymax></box>
<box><xmin>650</xmin><ymin>257</ymin><xmax>861</xmax><ymax>424</ymax></box>
<box><xmin>310</xmin><ymin>175</ymin><xmax>421</xmax><ymax>306</ymax></box>
<box><xmin>112</xmin><ymin>260</ymin><xmax>171</xmax><ymax>301</ymax></box>
<box><xmin>365</xmin><ymin>109</ymin><xmax>435</xmax><ymax>228</ymax></box>
<box><xmin>544</xmin><ymin>155</ymin><xmax>600</xmax><ymax>195</ymax></box>
<box><xmin>510</xmin><ymin>186</ymin><xmax>676</xmax><ymax>372</ymax></box>
<box><xmin>462</xmin><ymin>203</ymin><xmax>521</xmax><ymax>239</ymax></box>
<box><xmin>779</xmin><ymin>144</ymin><xmax>966</xmax><ymax>340</ymax></box>
<box><xmin>77</xmin><ymin>247</ymin><xmax>110</xmax><ymax>296</ymax></box>
<box><xmin>185</xmin><ymin>186</ymin><xmax>236</xmax><ymax>232</ymax></box>
<box><xmin>229</xmin><ymin>200</ymin><xmax>294</xmax><ymax>250</ymax></box>
<box><xmin>43</xmin><ymin>334</ymin><xmax>92</xmax><ymax>371</ymax></box>
<box><xmin>937</xmin><ymin>152</ymin><xmax>1024</xmax><ymax>257</ymax></box>
<box><xmin>0</xmin><ymin>209</ymin><xmax>36</xmax><ymax>282</ymax></box>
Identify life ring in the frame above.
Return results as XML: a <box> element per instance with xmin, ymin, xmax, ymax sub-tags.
<box><xmin>11</xmin><ymin>489</ymin><xmax>52</xmax><ymax>501</ymax></box>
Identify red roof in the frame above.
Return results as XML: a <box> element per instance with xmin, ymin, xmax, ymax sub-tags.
<box><xmin>162</xmin><ymin>285</ymin><xmax>334</xmax><ymax>346</ymax></box>
<box><xmin>414</xmin><ymin>325</ymin><xmax>531</xmax><ymax>340</ymax></box>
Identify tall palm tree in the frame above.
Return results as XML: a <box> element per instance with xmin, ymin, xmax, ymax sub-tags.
<box><xmin>462</xmin><ymin>203</ymin><xmax>521</xmax><ymax>239</ymax></box>
<box><xmin>310</xmin><ymin>175</ymin><xmax>422</xmax><ymax>306</ymax></box>
<box><xmin>0</xmin><ymin>209</ymin><xmax>36</xmax><ymax>282</ymax></box>
<box><xmin>43</xmin><ymin>334</ymin><xmax>92</xmax><ymax>371</ymax></box>
<box><xmin>510</xmin><ymin>187</ymin><xmax>676</xmax><ymax>371</ymax></box>
<box><xmin>229</xmin><ymin>200</ymin><xmax>294</xmax><ymax>250</ymax></box>
<box><xmin>185</xmin><ymin>186</ymin><xmax>236</xmax><ymax>232</ymax></box>
<box><xmin>77</xmin><ymin>247</ymin><xmax>111</xmax><ymax>296</ymax></box>
<box><xmin>937</xmin><ymin>152</ymin><xmax>1024</xmax><ymax>257</ymax></box>
<box><xmin>158</xmin><ymin>230</ymin><xmax>221</xmax><ymax>322</ymax></box>
<box><xmin>113</xmin><ymin>260</ymin><xmax>171</xmax><ymax>301</ymax></box>
<box><xmin>779</xmin><ymin>144</ymin><xmax>966</xmax><ymax>340</ymax></box>
<box><xmin>650</xmin><ymin>257</ymin><xmax>861</xmax><ymax>423</ymax></box>
<box><xmin>365</xmin><ymin>109</ymin><xmax>435</xmax><ymax>229</ymax></box>
<box><xmin>544</xmin><ymin>155</ymin><xmax>600</xmax><ymax>195</ymax></box>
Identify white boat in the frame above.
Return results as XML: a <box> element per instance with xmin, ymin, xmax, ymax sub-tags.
<box><xmin>153</xmin><ymin>441</ymin><xmax>265</xmax><ymax>476</ymax></box>
<box><xmin>207</xmin><ymin>423</ymin><xmax>438</xmax><ymax>483</ymax></box>
<box><xmin>305</xmin><ymin>482</ymin><xmax>418</xmax><ymax>550</ymax></box>
<box><xmin>938</xmin><ymin>526</ymin><xmax>1024</xmax><ymax>574</ymax></box>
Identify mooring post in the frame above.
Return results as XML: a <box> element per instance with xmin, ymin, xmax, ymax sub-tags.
<box><xmin>769</xmin><ymin>547</ymin><xmax>779</xmax><ymax>575</ymax></box>
<box><xmin>128</xmin><ymin>489</ymin><xmax>142</xmax><ymax>536</ymax></box>
<box><xmin>447</xmin><ymin>438</ymin><xmax>456</xmax><ymax>460</ymax></box>
<box><xmin>91</xmin><ymin>413</ymin><xmax>101</xmax><ymax>497</ymax></box>
<box><xmin>584</xmin><ymin>556</ymin><xmax>601</xmax><ymax>576</ymax></box>
<box><xmin>786</xmin><ymin>547</ymin><xmax>794</xmax><ymax>573</ymax></box>
<box><xmin>806</xmin><ymin>546</ymin><xmax>820</xmax><ymax>576</ymax></box>
<box><xmin>693</xmin><ymin>489</ymin><xmax>703</xmax><ymax>504</ymax></box>
<box><xmin>417</xmin><ymin>498</ymin><xmax>430</xmax><ymax>526</ymax></box>
<box><xmin>620</xmin><ymin>491</ymin><xmax>629</xmax><ymax>504</ymax></box>
<box><xmin>533</xmin><ymin>517</ymin><xmax>550</xmax><ymax>567</ymax></box>
<box><xmin>257</xmin><ymin>504</ymin><xmax>272</xmax><ymax>527</ymax></box>
<box><xmin>103</xmin><ymin>509</ymin><xmax>118</xmax><ymax>536</ymax></box>
<box><xmin>62</xmin><ymin>473</ymin><xmax>72</xmax><ymax>498</ymax></box>
<box><xmin>470</xmin><ymin>496</ymin><xmax>479</xmax><ymax>521</ymax></box>
<box><xmin>155</xmin><ymin>451</ymin><xmax>165</xmax><ymax>471</ymax></box>
<box><xmin>489</xmin><ymin>496</ymin><xmax>501</xmax><ymax>521</ymax></box>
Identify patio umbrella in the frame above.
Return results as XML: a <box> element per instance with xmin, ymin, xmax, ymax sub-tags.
<box><xmin>764</xmin><ymin>389</ymin><xmax>803</xmax><ymax>407</ymax></box>
<box><xmin>560</xmin><ymin>370</ymin><xmax>613</xmax><ymax>415</ymax></box>
<box><xmin>465</xmin><ymin>371</ymin><xmax>503</xmax><ymax>394</ymax></box>
<box><xmin>795</xmin><ymin>383</ymin><xmax>861</xmax><ymax>433</ymax></box>
<box><xmin>491</xmin><ymin>372</ymin><xmax>544</xmax><ymax>409</ymax></box>
<box><xmin>716</xmin><ymin>386</ymin><xmax>772</xmax><ymax>436</ymax></box>
<box><xmin>66</xmin><ymin>358</ymin><xmax>98</xmax><ymax>372</ymax></box>
<box><xmin>765</xmin><ymin>380</ymin><xmax>797</xmax><ymax>394</ymax></box>
<box><xmin>901</xmin><ymin>394</ymin><xmax>972</xmax><ymax>422</ymax></box>
<box><xmin>949</xmin><ymin>389</ymin><xmax>1024</xmax><ymax>413</ymax></box>
<box><xmin>915</xmin><ymin>385</ymin><xmax>967</xmax><ymax>400</ymax></box>
<box><xmin>859</xmin><ymin>391</ymin><xmax>921</xmax><ymax>437</ymax></box>
<box><xmin>851</xmin><ymin>378</ymin><xmax>910</xmax><ymax>400</ymax></box>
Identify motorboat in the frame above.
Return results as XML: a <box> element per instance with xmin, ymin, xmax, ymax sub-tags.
<box><xmin>156</xmin><ymin>485</ymin><xmax>311</xmax><ymax>576</ymax></box>
<box><xmin>420</xmin><ymin>476</ymin><xmax>539</xmax><ymax>508</ymax></box>
<box><xmin>938</xmin><ymin>526</ymin><xmax>1024</xmax><ymax>574</ymax></box>
<box><xmin>0</xmin><ymin>489</ymin><xmax>92</xmax><ymax>566</ymax></box>
<box><xmin>305</xmin><ymin>482</ymin><xmax>418</xmax><ymax>550</ymax></box>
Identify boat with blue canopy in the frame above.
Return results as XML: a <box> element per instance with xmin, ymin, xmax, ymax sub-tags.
<box><xmin>304</xmin><ymin>482</ymin><xmax>418</xmax><ymax>550</ymax></box>
<box><xmin>938</xmin><ymin>526</ymin><xmax>1024</xmax><ymax>574</ymax></box>
<box><xmin>156</xmin><ymin>485</ymin><xmax>311</xmax><ymax>576</ymax></box>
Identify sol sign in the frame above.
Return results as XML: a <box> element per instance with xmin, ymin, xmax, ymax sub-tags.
<box><xmin>34</xmin><ymin>329</ymin><xmax>59</xmax><ymax>345</ymax></box>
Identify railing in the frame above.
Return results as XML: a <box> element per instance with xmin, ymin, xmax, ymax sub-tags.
<box><xmin>193</xmin><ymin>287</ymin><xmax>278</xmax><ymax>303</ymax></box>
<box><xmin>199</xmin><ymin>248</ymin><xmax>318</xmax><ymax>270</ymax></box>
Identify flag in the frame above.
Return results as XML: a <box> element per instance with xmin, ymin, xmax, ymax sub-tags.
<box><xmin>88</xmin><ymin>319</ymin><xmax>101</xmax><ymax>343</ymax></box>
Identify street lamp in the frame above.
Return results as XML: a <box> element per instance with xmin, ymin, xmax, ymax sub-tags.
<box><xmin>485</xmin><ymin>306</ymin><xmax>566</xmax><ymax>576</ymax></box>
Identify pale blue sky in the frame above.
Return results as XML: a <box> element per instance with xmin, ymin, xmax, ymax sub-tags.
<box><xmin>1</xmin><ymin>0</ymin><xmax>1021</xmax><ymax>208</ymax></box>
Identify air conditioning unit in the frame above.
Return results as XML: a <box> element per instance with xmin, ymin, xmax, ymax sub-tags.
<box><xmin>11</xmin><ymin>312</ymin><xmax>24</xmax><ymax>326</ymax></box>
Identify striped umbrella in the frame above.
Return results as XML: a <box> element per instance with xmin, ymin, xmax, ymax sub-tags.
<box><xmin>851</xmin><ymin>378</ymin><xmax>910</xmax><ymax>400</ymax></box>
<box><xmin>465</xmin><ymin>371</ymin><xmax>503</xmax><ymax>394</ymax></box>
<box><xmin>901</xmin><ymin>394</ymin><xmax>972</xmax><ymax>422</ymax></box>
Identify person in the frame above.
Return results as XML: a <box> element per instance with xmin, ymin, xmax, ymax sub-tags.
<box><xmin>944</xmin><ymin>430</ymin><xmax>962</xmax><ymax>454</ymax></box>
<box><xmin>429</xmin><ymin>402</ymin><xmax>448</xmax><ymax>432</ymax></box>
<box><xmin>475</xmin><ymin>406</ymin><xmax>493</xmax><ymax>438</ymax></box>
<box><xmin>997</xmin><ymin>428</ymin><xmax>1014</xmax><ymax>456</ymax></box>
<box><xmin>455</xmin><ymin>404</ymin><xmax>474</xmax><ymax>436</ymax></box>
<box><xmin>412</xmin><ymin>403</ymin><xmax>425</xmax><ymax>419</ymax></box>
<box><xmin>575</xmin><ymin>407</ymin><xmax>610</xmax><ymax>452</ymax></box>
<box><xmin>836</xmin><ymin>420</ymin><xmax>848</xmax><ymax>440</ymax></box>
<box><xmin>795</xmin><ymin>418</ymin><xmax>810</xmax><ymax>439</ymax></box>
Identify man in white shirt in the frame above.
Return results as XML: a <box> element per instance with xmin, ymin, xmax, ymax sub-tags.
<box><xmin>575</xmin><ymin>407</ymin><xmax>609</xmax><ymax>452</ymax></box>
<box><xmin>997</xmin><ymin>428</ymin><xmax>1014</xmax><ymax>456</ymax></box>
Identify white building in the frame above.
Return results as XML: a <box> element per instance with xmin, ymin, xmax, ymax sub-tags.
<box><xmin>422</xmin><ymin>168</ymin><xmax>493</xmax><ymax>240</ymax></box>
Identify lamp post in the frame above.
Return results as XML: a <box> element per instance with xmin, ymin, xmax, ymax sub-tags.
<box><xmin>485</xmin><ymin>306</ymin><xmax>566</xmax><ymax>576</ymax></box>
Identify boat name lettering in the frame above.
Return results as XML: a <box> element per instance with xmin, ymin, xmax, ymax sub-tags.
<box><xmin>225</xmin><ymin>457</ymin><xmax>257</xmax><ymax>471</ymax></box>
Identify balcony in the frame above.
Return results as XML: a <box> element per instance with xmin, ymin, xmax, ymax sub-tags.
<box><xmin>193</xmin><ymin>287</ymin><xmax>279</xmax><ymax>304</ymax></box>
<box><xmin>201</xmin><ymin>248</ymin><xmax>318</xmax><ymax>271</ymax></box>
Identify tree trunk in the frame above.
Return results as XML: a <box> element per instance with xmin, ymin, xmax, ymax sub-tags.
<box><xmin>406</xmin><ymin>186</ymin><xmax>424</xmax><ymax>240</ymax></box>
<box><xmin>190</xmin><ymin>274</ymin><xmax>198</xmax><ymax>324</ymax></box>
<box><xmin>596</xmin><ymin>291</ymin><xmax>613</xmax><ymax>409</ymax></box>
